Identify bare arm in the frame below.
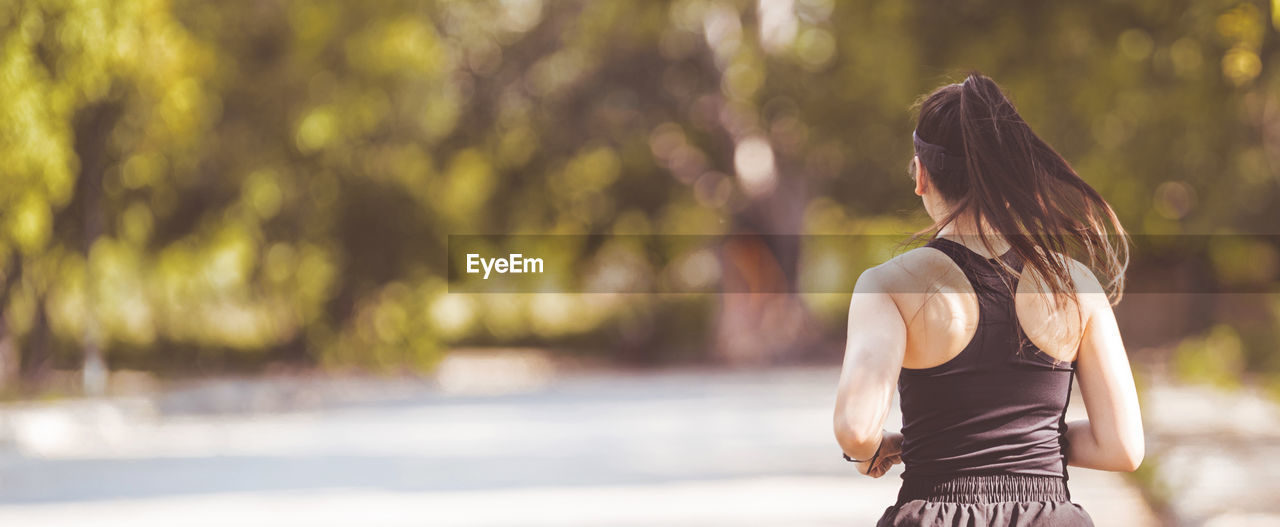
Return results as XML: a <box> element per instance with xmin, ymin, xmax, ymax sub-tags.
<box><xmin>1065</xmin><ymin>289</ymin><xmax>1145</xmax><ymax>472</ymax></box>
<box><xmin>833</xmin><ymin>267</ymin><xmax>907</xmax><ymax>472</ymax></box>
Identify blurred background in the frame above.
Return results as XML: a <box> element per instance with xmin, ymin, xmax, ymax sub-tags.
<box><xmin>0</xmin><ymin>0</ymin><xmax>1278</xmax><ymax>525</ymax></box>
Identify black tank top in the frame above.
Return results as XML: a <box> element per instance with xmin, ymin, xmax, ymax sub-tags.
<box><xmin>898</xmin><ymin>237</ymin><xmax>1076</xmax><ymax>483</ymax></box>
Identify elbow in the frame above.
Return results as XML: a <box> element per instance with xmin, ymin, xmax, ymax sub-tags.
<box><xmin>1095</xmin><ymin>416</ymin><xmax>1145</xmax><ymax>472</ymax></box>
<box><xmin>1117</xmin><ymin>422</ymin><xmax>1146</xmax><ymax>472</ymax></box>
<box><xmin>1117</xmin><ymin>442</ymin><xmax>1145</xmax><ymax>472</ymax></box>
<box><xmin>833</xmin><ymin>412</ymin><xmax>879</xmax><ymax>458</ymax></box>
<box><xmin>1103</xmin><ymin>433</ymin><xmax>1144</xmax><ymax>472</ymax></box>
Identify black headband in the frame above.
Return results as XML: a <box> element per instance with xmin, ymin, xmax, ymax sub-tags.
<box><xmin>912</xmin><ymin>130</ymin><xmax>966</xmax><ymax>177</ymax></box>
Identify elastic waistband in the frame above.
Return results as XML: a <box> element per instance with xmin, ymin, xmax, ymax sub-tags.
<box><xmin>898</xmin><ymin>474</ymin><xmax>1069</xmax><ymax>505</ymax></box>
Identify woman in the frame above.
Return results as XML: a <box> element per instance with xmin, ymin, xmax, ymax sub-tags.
<box><xmin>832</xmin><ymin>73</ymin><xmax>1144</xmax><ymax>526</ymax></box>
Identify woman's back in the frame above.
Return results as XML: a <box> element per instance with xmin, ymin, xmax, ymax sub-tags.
<box><xmin>891</xmin><ymin>237</ymin><xmax>1079</xmax><ymax>484</ymax></box>
<box><xmin>887</xmin><ymin>237</ymin><xmax>1087</xmax><ymax>373</ymax></box>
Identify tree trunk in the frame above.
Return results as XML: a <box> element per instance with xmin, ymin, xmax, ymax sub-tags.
<box><xmin>72</xmin><ymin>102</ymin><xmax>121</xmax><ymax>396</ymax></box>
<box><xmin>0</xmin><ymin>253</ymin><xmax>23</xmax><ymax>391</ymax></box>
<box><xmin>714</xmin><ymin>170</ymin><xmax>817</xmax><ymax>366</ymax></box>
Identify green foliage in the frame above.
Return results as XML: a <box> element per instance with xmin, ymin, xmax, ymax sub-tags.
<box><xmin>0</xmin><ymin>0</ymin><xmax>1277</xmax><ymax>377</ymax></box>
<box><xmin>1174</xmin><ymin>325</ymin><xmax>1246</xmax><ymax>388</ymax></box>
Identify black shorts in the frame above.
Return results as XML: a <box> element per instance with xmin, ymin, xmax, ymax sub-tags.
<box><xmin>877</xmin><ymin>474</ymin><xmax>1094</xmax><ymax>527</ymax></box>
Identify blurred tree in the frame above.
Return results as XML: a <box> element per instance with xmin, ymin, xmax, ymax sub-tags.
<box><xmin>0</xmin><ymin>0</ymin><xmax>1275</xmax><ymax>387</ymax></box>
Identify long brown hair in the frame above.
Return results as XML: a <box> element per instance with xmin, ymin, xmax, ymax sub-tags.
<box><xmin>911</xmin><ymin>72</ymin><xmax>1129</xmax><ymax>306</ymax></box>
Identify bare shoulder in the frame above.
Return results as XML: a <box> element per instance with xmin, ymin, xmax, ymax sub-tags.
<box><xmin>1064</xmin><ymin>256</ymin><xmax>1113</xmax><ymax>311</ymax></box>
<box><xmin>1022</xmin><ymin>254</ymin><xmax>1111</xmax><ymax>315</ymax></box>
<box><xmin>855</xmin><ymin>247</ymin><xmax>954</xmax><ymax>295</ymax></box>
<box><xmin>1063</xmin><ymin>257</ymin><xmax>1105</xmax><ymax>291</ymax></box>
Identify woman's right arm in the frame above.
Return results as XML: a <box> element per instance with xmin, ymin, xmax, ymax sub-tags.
<box><xmin>1065</xmin><ymin>287</ymin><xmax>1145</xmax><ymax>472</ymax></box>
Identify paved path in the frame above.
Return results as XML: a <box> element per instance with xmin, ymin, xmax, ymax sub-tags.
<box><xmin>1140</xmin><ymin>381</ymin><xmax>1280</xmax><ymax>526</ymax></box>
<box><xmin>0</xmin><ymin>366</ymin><xmax>1157</xmax><ymax>526</ymax></box>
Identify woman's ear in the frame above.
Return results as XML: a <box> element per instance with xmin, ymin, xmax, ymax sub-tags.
<box><xmin>913</xmin><ymin>156</ymin><xmax>929</xmax><ymax>197</ymax></box>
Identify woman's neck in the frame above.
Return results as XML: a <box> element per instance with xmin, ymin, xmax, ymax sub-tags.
<box><xmin>936</xmin><ymin>214</ymin><xmax>1010</xmax><ymax>256</ymax></box>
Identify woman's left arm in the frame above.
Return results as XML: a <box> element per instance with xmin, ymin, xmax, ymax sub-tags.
<box><xmin>833</xmin><ymin>267</ymin><xmax>907</xmax><ymax>472</ymax></box>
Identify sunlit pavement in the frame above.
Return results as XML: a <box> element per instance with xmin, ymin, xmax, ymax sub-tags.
<box><xmin>0</xmin><ymin>366</ymin><xmax>1158</xmax><ymax>526</ymax></box>
<box><xmin>1140</xmin><ymin>382</ymin><xmax>1280</xmax><ymax>526</ymax></box>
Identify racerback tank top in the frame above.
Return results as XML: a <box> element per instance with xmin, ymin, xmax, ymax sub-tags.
<box><xmin>897</xmin><ymin>237</ymin><xmax>1076</xmax><ymax>484</ymax></box>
